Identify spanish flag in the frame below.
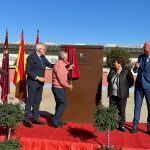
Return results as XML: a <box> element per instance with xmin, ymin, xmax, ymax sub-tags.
<box><xmin>13</xmin><ymin>31</ymin><xmax>27</xmax><ymax>101</ymax></box>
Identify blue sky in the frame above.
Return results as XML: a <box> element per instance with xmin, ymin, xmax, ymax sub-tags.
<box><xmin>0</xmin><ymin>0</ymin><xmax>150</xmax><ymax>45</ymax></box>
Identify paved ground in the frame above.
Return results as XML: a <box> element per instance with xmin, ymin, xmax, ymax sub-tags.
<box><xmin>7</xmin><ymin>87</ymin><xmax>148</xmax><ymax>123</ymax></box>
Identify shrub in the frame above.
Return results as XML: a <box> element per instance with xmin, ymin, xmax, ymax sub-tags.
<box><xmin>100</xmin><ymin>145</ymin><xmax>123</xmax><ymax>150</ymax></box>
<box><xmin>94</xmin><ymin>104</ymin><xmax>118</xmax><ymax>131</ymax></box>
<box><xmin>0</xmin><ymin>139</ymin><xmax>21</xmax><ymax>150</ymax></box>
<box><xmin>0</xmin><ymin>103</ymin><xmax>23</xmax><ymax>129</ymax></box>
<box><xmin>94</xmin><ymin>104</ymin><xmax>119</xmax><ymax>149</ymax></box>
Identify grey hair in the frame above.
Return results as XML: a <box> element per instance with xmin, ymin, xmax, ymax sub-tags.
<box><xmin>35</xmin><ymin>42</ymin><xmax>46</xmax><ymax>51</ymax></box>
<box><xmin>58</xmin><ymin>51</ymin><xmax>67</xmax><ymax>60</ymax></box>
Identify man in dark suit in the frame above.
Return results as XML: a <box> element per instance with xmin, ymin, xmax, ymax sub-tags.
<box><xmin>131</xmin><ymin>41</ymin><xmax>150</xmax><ymax>134</ymax></box>
<box><xmin>23</xmin><ymin>43</ymin><xmax>53</xmax><ymax>128</ymax></box>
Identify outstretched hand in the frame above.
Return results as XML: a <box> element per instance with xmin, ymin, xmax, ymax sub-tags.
<box><xmin>68</xmin><ymin>64</ymin><xmax>75</xmax><ymax>70</ymax></box>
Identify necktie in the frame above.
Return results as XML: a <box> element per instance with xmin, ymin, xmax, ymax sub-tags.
<box><xmin>39</xmin><ymin>56</ymin><xmax>44</xmax><ymax>69</ymax></box>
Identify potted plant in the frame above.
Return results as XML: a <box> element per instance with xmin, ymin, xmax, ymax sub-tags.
<box><xmin>94</xmin><ymin>104</ymin><xmax>119</xmax><ymax>149</ymax></box>
<box><xmin>0</xmin><ymin>103</ymin><xmax>23</xmax><ymax>149</ymax></box>
<box><xmin>0</xmin><ymin>139</ymin><xmax>21</xmax><ymax>150</ymax></box>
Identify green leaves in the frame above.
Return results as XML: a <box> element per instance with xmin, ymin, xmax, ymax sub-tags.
<box><xmin>94</xmin><ymin>104</ymin><xmax>118</xmax><ymax>131</ymax></box>
<box><xmin>0</xmin><ymin>139</ymin><xmax>21</xmax><ymax>150</ymax></box>
<box><xmin>106</xmin><ymin>47</ymin><xmax>130</xmax><ymax>67</ymax></box>
<box><xmin>100</xmin><ymin>146</ymin><xmax>122</xmax><ymax>150</ymax></box>
<box><xmin>0</xmin><ymin>103</ymin><xmax>23</xmax><ymax>129</ymax></box>
<box><xmin>0</xmin><ymin>104</ymin><xmax>23</xmax><ymax>149</ymax></box>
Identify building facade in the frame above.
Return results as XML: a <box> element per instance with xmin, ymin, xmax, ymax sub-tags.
<box><xmin>0</xmin><ymin>42</ymin><xmax>143</xmax><ymax>68</ymax></box>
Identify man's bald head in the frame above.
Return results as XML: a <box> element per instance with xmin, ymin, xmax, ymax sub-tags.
<box><xmin>144</xmin><ymin>41</ymin><xmax>150</xmax><ymax>55</ymax></box>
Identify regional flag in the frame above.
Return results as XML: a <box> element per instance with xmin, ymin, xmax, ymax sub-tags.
<box><xmin>36</xmin><ymin>29</ymin><xmax>39</xmax><ymax>44</ymax></box>
<box><xmin>13</xmin><ymin>31</ymin><xmax>27</xmax><ymax>101</ymax></box>
<box><xmin>1</xmin><ymin>30</ymin><xmax>10</xmax><ymax>103</ymax></box>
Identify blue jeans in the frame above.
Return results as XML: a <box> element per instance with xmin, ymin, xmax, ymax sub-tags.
<box><xmin>133</xmin><ymin>85</ymin><xmax>150</xmax><ymax>128</ymax></box>
<box><xmin>52</xmin><ymin>87</ymin><xmax>67</xmax><ymax>124</ymax></box>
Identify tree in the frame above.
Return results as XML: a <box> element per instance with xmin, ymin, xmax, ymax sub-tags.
<box><xmin>0</xmin><ymin>139</ymin><xmax>21</xmax><ymax>150</ymax></box>
<box><xmin>0</xmin><ymin>103</ymin><xmax>23</xmax><ymax>150</ymax></box>
<box><xmin>0</xmin><ymin>103</ymin><xmax>23</xmax><ymax>130</ymax></box>
<box><xmin>106</xmin><ymin>47</ymin><xmax>130</xmax><ymax>67</ymax></box>
<box><xmin>94</xmin><ymin>104</ymin><xmax>119</xmax><ymax>149</ymax></box>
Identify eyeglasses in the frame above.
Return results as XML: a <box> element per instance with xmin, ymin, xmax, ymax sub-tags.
<box><xmin>40</xmin><ymin>48</ymin><xmax>47</xmax><ymax>50</ymax></box>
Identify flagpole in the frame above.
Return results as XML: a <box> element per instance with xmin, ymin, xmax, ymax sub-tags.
<box><xmin>70</xmin><ymin>49</ymin><xmax>75</xmax><ymax>85</ymax></box>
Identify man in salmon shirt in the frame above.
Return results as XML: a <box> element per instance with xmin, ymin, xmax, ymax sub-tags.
<box><xmin>50</xmin><ymin>51</ymin><xmax>74</xmax><ymax>128</ymax></box>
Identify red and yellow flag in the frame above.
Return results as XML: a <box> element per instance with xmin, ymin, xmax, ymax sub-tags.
<box><xmin>13</xmin><ymin>31</ymin><xmax>27</xmax><ymax>101</ymax></box>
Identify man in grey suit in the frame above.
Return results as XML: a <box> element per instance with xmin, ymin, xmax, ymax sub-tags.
<box><xmin>23</xmin><ymin>43</ymin><xmax>53</xmax><ymax>128</ymax></box>
<box><xmin>131</xmin><ymin>41</ymin><xmax>150</xmax><ymax>134</ymax></box>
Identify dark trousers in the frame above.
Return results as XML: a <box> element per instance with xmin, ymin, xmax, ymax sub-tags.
<box><xmin>109</xmin><ymin>96</ymin><xmax>127</xmax><ymax>127</ymax></box>
<box><xmin>133</xmin><ymin>85</ymin><xmax>150</xmax><ymax>128</ymax></box>
<box><xmin>24</xmin><ymin>86</ymin><xmax>43</xmax><ymax>122</ymax></box>
<box><xmin>52</xmin><ymin>87</ymin><xmax>66</xmax><ymax>124</ymax></box>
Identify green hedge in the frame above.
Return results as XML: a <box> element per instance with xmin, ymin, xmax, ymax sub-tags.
<box><xmin>100</xmin><ymin>146</ymin><xmax>123</xmax><ymax>150</ymax></box>
<box><xmin>0</xmin><ymin>103</ymin><xmax>23</xmax><ymax>129</ymax></box>
<box><xmin>0</xmin><ymin>139</ymin><xmax>21</xmax><ymax>150</ymax></box>
<box><xmin>94</xmin><ymin>104</ymin><xmax>118</xmax><ymax>131</ymax></box>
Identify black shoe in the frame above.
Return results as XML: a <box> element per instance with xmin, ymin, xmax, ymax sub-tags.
<box><xmin>49</xmin><ymin>122</ymin><xmax>62</xmax><ymax>128</ymax></box>
<box><xmin>31</xmin><ymin>120</ymin><xmax>45</xmax><ymax>125</ymax></box>
<box><xmin>119</xmin><ymin>126</ymin><xmax>126</xmax><ymax>132</ymax></box>
<box><xmin>131</xmin><ymin>127</ymin><xmax>138</xmax><ymax>134</ymax></box>
<box><xmin>59</xmin><ymin>121</ymin><xmax>67</xmax><ymax>126</ymax></box>
<box><xmin>147</xmin><ymin>128</ymin><xmax>150</xmax><ymax>135</ymax></box>
<box><xmin>23</xmin><ymin>121</ymin><xmax>33</xmax><ymax>128</ymax></box>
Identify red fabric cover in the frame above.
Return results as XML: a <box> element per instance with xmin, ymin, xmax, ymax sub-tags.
<box><xmin>1</xmin><ymin>116</ymin><xmax>150</xmax><ymax>150</ymax></box>
<box><xmin>65</xmin><ymin>47</ymin><xmax>80</xmax><ymax>79</ymax></box>
<box><xmin>20</xmin><ymin>137</ymin><xmax>98</xmax><ymax>150</ymax></box>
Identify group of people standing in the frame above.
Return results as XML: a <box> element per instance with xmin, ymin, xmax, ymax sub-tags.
<box><xmin>107</xmin><ymin>41</ymin><xmax>150</xmax><ymax>135</ymax></box>
<box><xmin>23</xmin><ymin>43</ymin><xmax>73</xmax><ymax>128</ymax></box>
<box><xmin>22</xmin><ymin>41</ymin><xmax>150</xmax><ymax>135</ymax></box>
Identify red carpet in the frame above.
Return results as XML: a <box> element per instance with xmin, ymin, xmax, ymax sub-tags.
<box><xmin>1</xmin><ymin>116</ymin><xmax>150</xmax><ymax>150</ymax></box>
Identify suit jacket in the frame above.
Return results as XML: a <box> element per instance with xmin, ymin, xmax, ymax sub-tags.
<box><xmin>26</xmin><ymin>52</ymin><xmax>52</xmax><ymax>87</ymax></box>
<box><xmin>133</xmin><ymin>54</ymin><xmax>150</xmax><ymax>89</ymax></box>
